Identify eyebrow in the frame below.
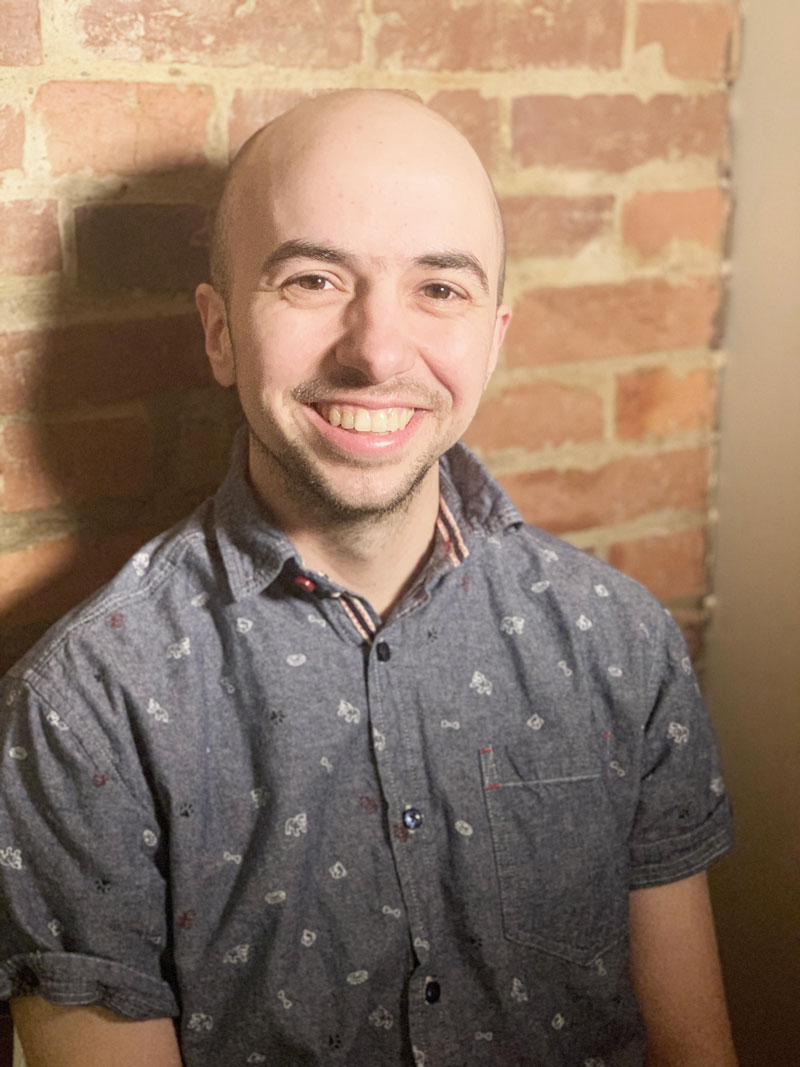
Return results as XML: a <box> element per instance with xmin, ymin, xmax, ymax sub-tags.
<box><xmin>413</xmin><ymin>252</ymin><xmax>489</xmax><ymax>294</ymax></box>
<box><xmin>261</xmin><ymin>240</ymin><xmax>490</xmax><ymax>293</ymax></box>
<box><xmin>261</xmin><ymin>239</ymin><xmax>355</xmax><ymax>275</ymax></box>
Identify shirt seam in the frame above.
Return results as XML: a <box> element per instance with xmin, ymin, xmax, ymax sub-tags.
<box><xmin>7</xmin><ymin>674</ymin><xmax>161</xmax><ymax>822</ymax></box>
<box><xmin>628</xmin><ymin>822</ymin><xmax>733</xmax><ymax>889</ymax></box>
<box><xmin>10</xmin><ymin>529</ymin><xmax>207</xmax><ymax>683</ymax></box>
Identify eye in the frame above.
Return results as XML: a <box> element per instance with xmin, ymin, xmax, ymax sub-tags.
<box><xmin>287</xmin><ymin>274</ymin><xmax>333</xmax><ymax>291</ymax></box>
<box><xmin>421</xmin><ymin>282</ymin><xmax>465</xmax><ymax>301</ymax></box>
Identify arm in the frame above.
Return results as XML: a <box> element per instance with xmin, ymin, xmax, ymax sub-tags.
<box><xmin>11</xmin><ymin>997</ymin><xmax>183</xmax><ymax>1067</ymax></box>
<box><xmin>629</xmin><ymin>872</ymin><xmax>737</xmax><ymax>1067</ymax></box>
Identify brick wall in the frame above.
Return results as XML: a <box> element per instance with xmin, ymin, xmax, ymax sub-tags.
<box><xmin>0</xmin><ymin>0</ymin><xmax>739</xmax><ymax>673</ymax></box>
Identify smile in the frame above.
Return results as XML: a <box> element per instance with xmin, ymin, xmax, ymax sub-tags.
<box><xmin>315</xmin><ymin>404</ymin><xmax>415</xmax><ymax>434</ymax></box>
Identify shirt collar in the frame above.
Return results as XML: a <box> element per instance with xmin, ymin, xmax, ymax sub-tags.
<box><xmin>437</xmin><ymin>441</ymin><xmax>524</xmax><ymax>540</ymax></box>
<box><xmin>213</xmin><ymin>428</ymin><xmax>299</xmax><ymax>601</ymax></box>
<box><xmin>213</xmin><ymin>427</ymin><xmax>523</xmax><ymax>603</ymax></box>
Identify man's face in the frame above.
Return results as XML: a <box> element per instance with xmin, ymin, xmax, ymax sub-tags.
<box><xmin>201</xmin><ymin>96</ymin><xmax>511</xmax><ymax>521</ymax></box>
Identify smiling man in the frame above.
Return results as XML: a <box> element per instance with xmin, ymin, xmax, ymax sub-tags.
<box><xmin>1</xmin><ymin>91</ymin><xmax>736</xmax><ymax>1066</ymax></box>
<box><xmin>197</xmin><ymin>91</ymin><xmax>511</xmax><ymax>618</ymax></box>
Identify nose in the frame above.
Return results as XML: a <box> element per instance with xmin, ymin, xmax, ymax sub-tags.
<box><xmin>334</xmin><ymin>287</ymin><xmax>416</xmax><ymax>383</ymax></box>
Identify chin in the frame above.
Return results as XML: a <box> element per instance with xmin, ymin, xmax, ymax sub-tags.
<box><xmin>249</xmin><ymin>424</ymin><xmax>442</xmax><ymax>521</ymax></box>
<box><xmin>313</xmin><ymin>468</ymin><xmax>432</xmax><ymax>521</ymax></box>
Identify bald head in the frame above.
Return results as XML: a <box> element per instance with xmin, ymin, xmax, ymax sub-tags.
<box><xmin>210</xmin><ymin>89</ymin><xmax>505</xmax><ymax>304</ymax></box>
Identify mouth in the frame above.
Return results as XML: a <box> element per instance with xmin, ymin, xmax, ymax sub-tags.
<box><xmin>314</xmin><ymin>403</ymin><xmax>415</xmax><ymax>435</ymax></box>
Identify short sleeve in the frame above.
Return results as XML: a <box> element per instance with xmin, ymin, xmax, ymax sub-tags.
<box><xmin>0</xmin><ymin>674</ymin><xmax>179</xmax><ymax>1019</ymax></box>
<box><xmin>628</xmin><ymin>614</ymin><xmax>733</xmax><ymax>889</ymax></box>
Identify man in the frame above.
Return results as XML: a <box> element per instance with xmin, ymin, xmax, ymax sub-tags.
<box><xmin>1</xmin><ymin>90</ymin><xmax>736</xmax><ymax>1065</ymax></box>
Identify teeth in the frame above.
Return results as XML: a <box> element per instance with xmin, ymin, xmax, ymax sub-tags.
<box><xmin>319</xmin><ymin>405</ymin><xmax>414</xmax><ymax>434</ymax></box>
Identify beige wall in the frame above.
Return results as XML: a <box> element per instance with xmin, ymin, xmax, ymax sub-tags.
<box><xmin>704</xmin><ymin>2</ymin><xmax>800</xmax><ymax>1063</ymax></box>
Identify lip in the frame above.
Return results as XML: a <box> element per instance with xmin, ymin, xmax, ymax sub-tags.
<box><xmin>304</xmin><ymin>402</ymin><xmax>424</xmax><ymax>456</ymax></box>
<box><xmin>312</xmin><ymin>397</ymin><xmax>421</xmax><ymax>413</ymax></box>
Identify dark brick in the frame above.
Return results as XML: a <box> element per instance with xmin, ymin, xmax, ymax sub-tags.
<box><xmin>76</xmin><ymin>203</ymin><xmax>211</xmax><ymax>294</ymax></box>
<box><xmin>0</xmin><ymin>529</ymin><xmax>160</xmax><ymax>627</ymax></box>
<box><xmin>0</xmin><ymin>417</ymin><xmax>153</xmax><ymax>510</ymax></box>
<box><xmin>0</xmin><ymin>315</ymin><xmax>211</xmax><ymax>415</ymax></box>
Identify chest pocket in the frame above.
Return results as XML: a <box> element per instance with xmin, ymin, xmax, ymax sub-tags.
<box><xmin>480</xmin><ymin>743</ymin><xmax>628</xmax><ymax>966</ymax></box>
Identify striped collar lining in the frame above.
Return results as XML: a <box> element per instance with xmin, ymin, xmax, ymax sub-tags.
<box><xmin>338</xmin><ymin>493</ymin><xmax>469</xmax><ymax>642</ymax></box>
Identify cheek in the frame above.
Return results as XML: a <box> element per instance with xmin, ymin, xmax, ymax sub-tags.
<box><xmin>420</xmin><ymin>323</ymin><xmax>496</xmax><ymax>407</ymax></box>
<box><xmin>251</xmin><ymin>305</ymin><xmax>343</xmax><ymax>374</ymax></box>
<box><xmin>232</xmin><ymin>314</ymin><xmax>315</xmax><ymax>393</ymax></box>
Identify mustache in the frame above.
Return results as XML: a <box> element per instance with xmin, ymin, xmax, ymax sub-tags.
<box><xmin>291</xmin><ymin>374</ymin><xmax>442</xmax><ymax>408</ymax></box>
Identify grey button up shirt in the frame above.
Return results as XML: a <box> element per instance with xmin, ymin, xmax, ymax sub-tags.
<box><xmin>0</xmin><ymin>433</ymin><xmax>732</xmax><ymax>1066</ymax></box>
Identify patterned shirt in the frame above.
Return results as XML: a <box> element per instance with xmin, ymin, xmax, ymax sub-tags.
<box><xmin>0</xmin><ymin>432</ymin><xmax>732</xmax><ymax>1066</ymax></box>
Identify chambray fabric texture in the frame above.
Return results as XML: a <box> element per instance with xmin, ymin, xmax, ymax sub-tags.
<box><xmin>0</xmin><ymin>433</ymin><xmax>732</xmax><ymax>1067</ymax></box>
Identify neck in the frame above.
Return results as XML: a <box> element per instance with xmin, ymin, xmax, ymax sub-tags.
<box><xmin>292</xmin><ymin>494</ymin><xmax>438</xmax><ymax>619</ymax></box>
<box><xmin>249</xmin><ymin>450</ymin><xmax>442</xmax><ymax>620</ymax></box>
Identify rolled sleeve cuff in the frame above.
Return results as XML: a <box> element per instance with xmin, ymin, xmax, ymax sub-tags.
<box><xmin>628</xmin><ymin>798</ymin><xmax>734</xmax><ymax>890</ymax></box>
<box><xmin>0</xmin><ymin>952</ymin><xmax>179</xmax><ymax>1020</ymax></box>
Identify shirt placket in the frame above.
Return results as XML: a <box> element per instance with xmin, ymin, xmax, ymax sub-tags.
<box><xmin>362</xmin><ymin>616</ymin><xmax>454</xmax><ymax>1066</ymax></box>
<box><xmin>285</xmin><ymin>501</ymin><xmax>470</xmax><ymax>1065</ymax></box>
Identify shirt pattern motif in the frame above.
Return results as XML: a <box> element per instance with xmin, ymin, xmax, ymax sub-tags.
<box><xmin>0</xmin><ymin>433</ymin><xmax>732</xmax><ymax>1066</ymax></box>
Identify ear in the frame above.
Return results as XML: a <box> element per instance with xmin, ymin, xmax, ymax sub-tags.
<box><xmin>485</xmin><ymin>303</ymin><xmax>512</xmax><ymax>387</ymax></box>
<box><xmin>195</xmin><ymin>283</ymin><xmax>236</xmax><ymax>387</ymax></box>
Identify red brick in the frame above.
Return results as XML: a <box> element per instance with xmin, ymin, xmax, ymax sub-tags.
<box><xmin>428</xmin><ymin>91</ymin><xmax>501</xmax><ymax>172</ymax></box>
<box><xmin>512</xmin><ymin>93</ymin><xmax>728</xmax><ymax>171</ymax></box>
<box><xmin>616</xmin><ymin>366</ymin><xmax>716</xmax><ymax>439</ymax></box>
<box><xmin>374</xmin><ymin>0</ymin><xmax>625</xmax><ymax>71</ymax></box>
<box><xmin>0</xmin><ymin>0</ymin><xmax>42</xmax><ymax>65</ymax></box>
<box><xmin>0</xmin><ymin>201</ymin><xmax>61</xmax><ymax>275</ymax></box>
<box><xmin>0</xmin><ymin>106</ymin><xmax>25</xmax><ymax>171</ymax></box>
<box><xmin>507</xmin><ymin>277</ymin><xmax>721</xmax><ymax>367</ymax></box>
<box><xmin>501</xmin><ymin>195</ymin><xmax>614</xmax><ymax>258</ymax></box>
<box><xmin>463</xmin><ymin>381</ymin><xmax>604</xmax><ymax>451</ymax></box>
<box><xmin>0</xmin><ymin>316</ymin><xmax>210</xmax><ymax>415</ymax></box>
<box><xmin>0</xmin><ymin>529</ymin><xmax>160</xmax><ymax>624</ymax></box>
<box><xmin>499</xmin><ymin>448</ymin><xmax>709</xmax><ymax>533</ymax></box>
<box><xmin>79</xmin><ymin>0</ymin><xmax>361</xmax><ymax>68</ymax></box>
<box><xmin>636</xmin><ymin>3</ymin><xmax>736</xmax><ymax>81</ymax></box>
<box><xmin>229</xmin><ymin>89</ymin><xmax>308</xmax><ymax>157</ymax></box>
<box><xmin>34</xmin><ymin>82</ymin><xmax>214</xmax><ymax>176</ymax></box>
<box><xmin>75</xmin><ymin>203</ymin><xmax>210</xmax><ymax>294</ymax></box>
<box><xmin>622</xmin><ymin>187</ymin><xmax>729</xmax><ymax>257</ymax></box>
<box><xmin>0</xmin><ymin>418</ymin><xmax>152</xmax><ymax>511</ymax></box>
<box><xmin>609</xmin><ymin>528</ymin><xmax>707</xmax><ymax>600</ymax></box>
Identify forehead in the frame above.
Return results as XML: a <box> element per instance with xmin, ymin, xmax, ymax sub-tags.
<box><xmin>229</xmin><ymin>101</ymin><xmax>500</xmax><ymax>279</ymax></box>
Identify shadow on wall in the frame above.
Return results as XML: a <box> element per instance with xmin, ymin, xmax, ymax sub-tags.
<box><xmin>0</xmin><ymin>161</ymin><xmax>243</xmax><ymax>674</ymax></box>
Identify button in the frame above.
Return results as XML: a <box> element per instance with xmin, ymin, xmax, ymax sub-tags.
<box><xmin>293</xmin><ymin>575</ymin><xmax>316</xmax><ymax>594</ymax></box>
<box><xmin>376</xmin><ymin>641</ymin><xmax>391</xmax><ymax>661</ymax></box>
<box><xmin>425</xmin><ymin>980</ymin><xmax>441</xmax><ymax>1004</ymax></box>
<box><xmin>403</xmin><ymin>807</ymin><xmax>423</xmax><ymax>831</ymax></box>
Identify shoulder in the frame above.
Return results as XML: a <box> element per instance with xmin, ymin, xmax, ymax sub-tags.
<box><xmin>465</xmin><ymin>520</ymin><xmax>689</xmax><ymax>706</ymax></box>
<box><xmin>443</xmin><ymin>443</ymin><xmax>672</xmax><ymax>643</ymax></box>
<box><xmin>482</xmin><ymin>521</ymin><xmax>671</xmax><ymax>631</ymax></box>
<box><xmin>2</xmin><ymin>499</ymin><xmax>217</xmax><ymax>703</ymax></box>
